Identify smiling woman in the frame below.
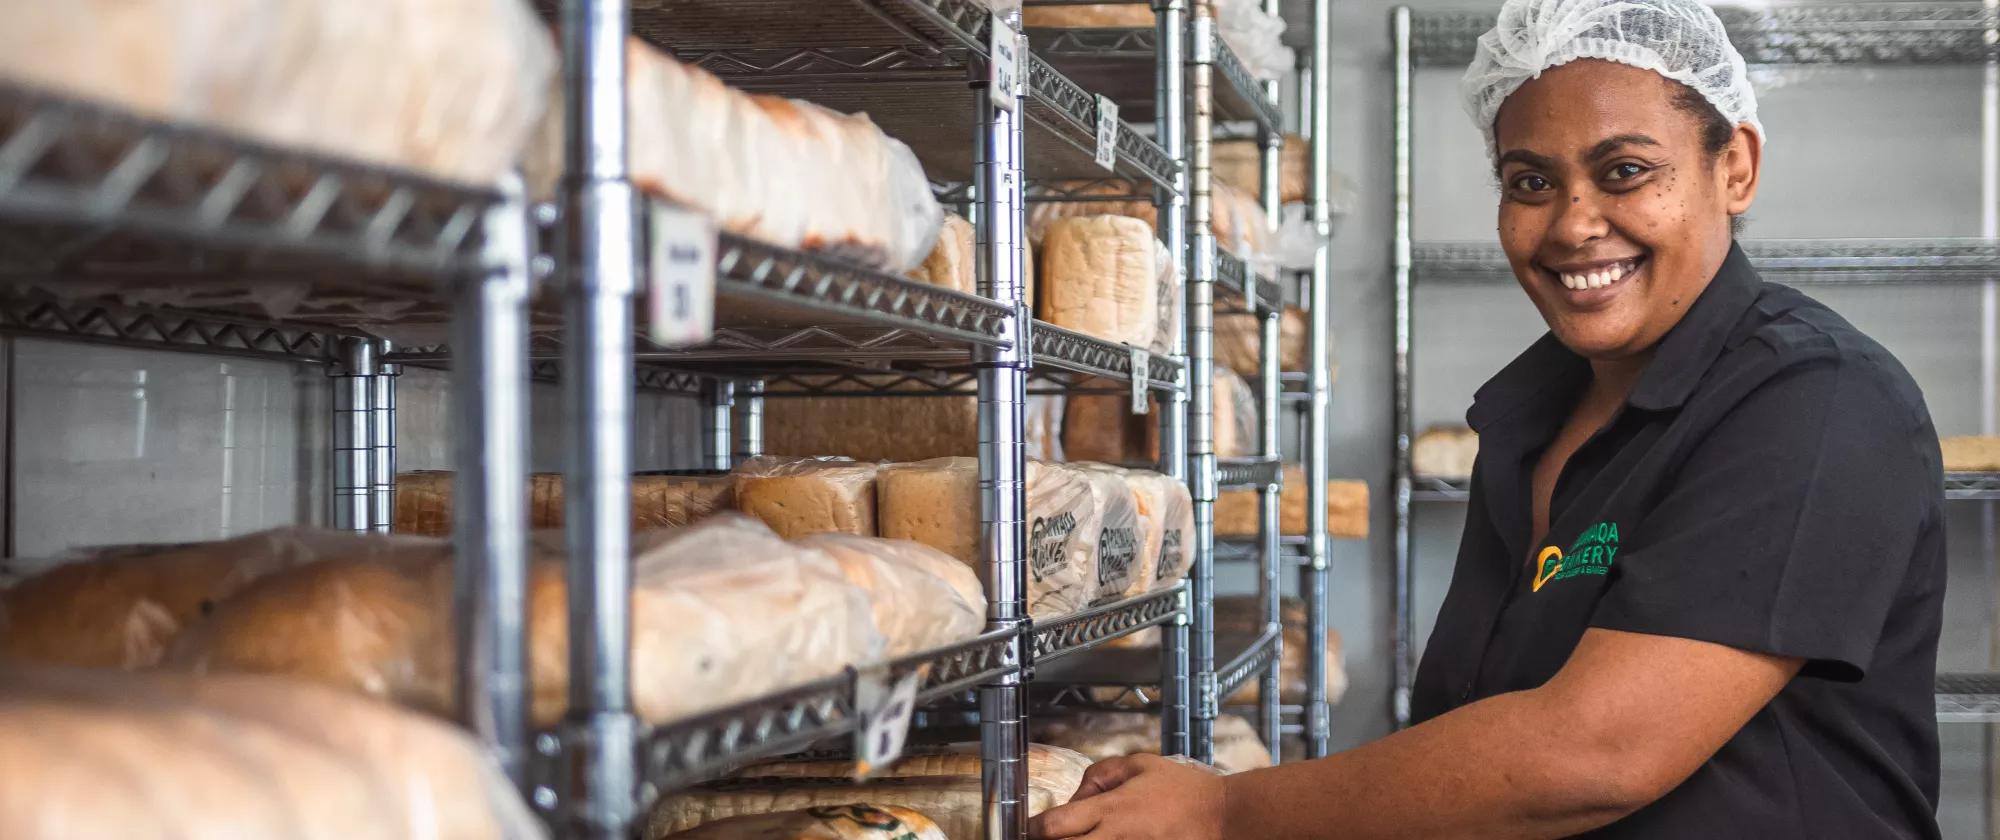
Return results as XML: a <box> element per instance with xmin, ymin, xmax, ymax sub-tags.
<box><xmin>1026</xmin><ymin>0</ymin><xmax>1949</xmax><ymax>838</ymax></box>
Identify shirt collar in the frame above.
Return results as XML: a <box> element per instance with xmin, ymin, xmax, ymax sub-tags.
<box><xmin>1465</xmin><ymin>242</ymin><xmax>1762</xmax><ymax>431</ymax></box>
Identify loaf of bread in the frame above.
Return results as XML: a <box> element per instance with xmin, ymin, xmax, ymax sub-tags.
<box><xmin>0</xmin><ymin>0</ymin><xmax>554</xmax><ymax>185</ymax></box>
<box><xmin>1028</xmin><ymin>183</ymin><xmax>1158</xmax><ymax>245</ymax></box>
<box><xmin>1214</xmin><ymin>466</ymin><xmax>1368</xmax><ymax>539</ymax></box>
<box><xmin>523</xmin><ymin>36</ymin><xmax>942</xmax><ymax>272</ymax></box>
<box><xmin>877</xmin><ymin>458</ymin><xmax>1097</xmax><ymax>619</ymax></box>
<box><xmin>0</xmin><ymin>665</ymin><xmax>539</xmax><ymax>840</ymax></box>
<box><xmin>1139</xmin><ymin>368</ymin><xmax>1255</xmax><ymax>460</ymax></box>
<box><xmin>1071</xmin><ymin>466</ymin><xmax>1143</xmax><ymax>605</ymax></box>
<box><xmin>1942</xmin><ymin>435</ymin><xmax>2000</xmax><ymax>472</ymax></box>
<box><xmin>1032</xmin><ymin>712</ymin><xmax>1271</xmax><ymax>774</ymax></box>
<box><xmin>167</xmin><ymin>516</ymin><xmax>882</xmax><ymax>727</ymax></box>
<box><xmin>907</xmin><ymin>213</ymin><xmax>976</xmax><ymax>295</ymax></box>
<box><xmin>1213</xmin><ymin>136</ymin><xmax>1309</xmax><ymax>205</ymax></box>
<box><xmin>734</xmin><ymin>457</ymin><xmax>879</xmax><ymax>539</ymax></box>
<box><xmin>1039</xmin><ymin>215</ymin><xmax>1160</xmax><ymax>348</ymax></box>
<box><xmin>1133</xmin><ymin>470</ymin><xmax>1194</xmax><ymax>591</ymax></box>
<box><xmin>1412</xmin><ymin>425</ymin><xmax>1479</xmax><ymax>479</ymax></box>
<box><xmin>1214</xmin><ymin>305</ymin><xmax>1313</xmax><ymax>379</ymax></box>
<box><xmin>652</xmin><ymin>746</ymin><xmax>1091</xmax><ymax>840</ymax></box>
<box><xmin>661</xmin><ymin>805</ymin><xmax>948</xmax><ymax>839</ymax></box>
<box><xmin>763</xmin><ymin>392</ymin><xmax>1063</xmax><ymax>464</ymax></box>
<box><xmin>394</xmin><ymin>470</ymin><xmax>734</xmax><ymax>536</ymax></box>
<box><xmin>1022</xmin><ymin>3</ymin><xmax>1155</xmax><ymax>26</ymax></box>
<box><xmin>799</xmin><ymin>534</ymin><xmax>985</xmax><ymax>657</ymax></box>
<box><xmin>1064</xmin><ymin>368</ymin><xmax>1254</xmax><ymax>465</ymax></box>
<box><xmin>0</xmin><ymin>527</ymin><xmax>441</xmax><ymax>670</ymax></box>
<box><xmin>1212</xmin><ymin>595</ymin><xmax>1349</xmax><ymax>706</ymax></box>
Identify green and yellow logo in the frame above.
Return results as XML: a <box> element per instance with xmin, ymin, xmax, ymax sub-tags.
<box><xmin>1532</xmin><ymin>521</ymin><xmax>1620</xmax><ymax>593</ymax></box>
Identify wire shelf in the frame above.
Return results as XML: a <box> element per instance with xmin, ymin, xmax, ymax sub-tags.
<box><xmin>1214</xmin><ymin>629</ymin><xmax>1281</xmax><ymax>702</ymax></box>
<box><xmin>1216</xmin><ymin>457</ymin><xmax>1283</xmax><ymax>490</ymax></box>
<box><xmin>1408</xmin><ymin>3</ymin><xmax>2000</xmax><ymax>66</ymax></box>
<box><xmin>1215</xmin><ymin>535</ymin><xmax>1309</xmax><ymax>563</ymax></box>
<box><xmin>558</xmin><ymin>0</ymin><xmax>1180</xmax><ymax>191</ymax></box>
<box><xmin>1217</xmin><ymin>247</ymin><xmax>1284</xmax><ymax>315</ymax></box>
<box><xmin>0</xmin><ymin>82</ymin><xmax>496</xmax><ymax>288</ymax></box>
<box><xmin>903</xmin><ymin>627</ymin><xmax>1023</xmax><ymax>704</ymax></box>
<box><xmin>1413</xmin><ymin>239</ymin><xmax>2000</xmax><ymax>286</ymax></box>
<box><xmin>1937</xmin><ymin>673</ymin><xmax>2000</xmax><ymax>722</ymax></box>
<box><xmin>1033</xmin><ymin>630</ymin><xmax>1268</xmax><ymax>711</ymax></box>
<box><xmin>1032</xmin><ymin>584</ymin><xmax>1187</xmax><ymax>665</ymax></box>
<box><xmin>0</xmin><ymin>293</ymin><xmax>357</xmax><ymax>363</ymax></box>
<box><xmin>1028</xmin><ymin>27</ymin><xmax>1283</xmax><ymax>136</ymax></box>
<box><xmin>1410</xmin><ymin>474</ymin><xmax>1471</xmax><ymax>502</ymax></box>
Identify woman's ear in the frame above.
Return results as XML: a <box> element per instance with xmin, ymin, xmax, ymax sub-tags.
<box><xmin>1722</xmin><ymin>124</ymin><xmax>1761</xmax><ymax>216</ymax></box>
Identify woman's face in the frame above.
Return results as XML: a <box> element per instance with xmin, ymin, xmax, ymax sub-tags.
<box><xmin>1493</xmin><ymin>60</ymin><xmax>1761</xmax><ymax>360</ymax></box>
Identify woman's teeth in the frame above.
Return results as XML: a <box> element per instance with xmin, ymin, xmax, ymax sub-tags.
<box><xmin>1558</xmin><ymin>260</ymin><xmax>1636</xmax><ymax>290</ymax></box>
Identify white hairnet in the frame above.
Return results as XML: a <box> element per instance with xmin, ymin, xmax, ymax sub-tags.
<box><xmin>1461</xmin><ymin>0</ymin><xmax>1764</xmax><ymax>158</ymax></box>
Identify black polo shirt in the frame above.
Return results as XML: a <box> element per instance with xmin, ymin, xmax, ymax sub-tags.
<box><xmin>1411</xmin><ymin>243</ymin><xmax>1947</xmax><ymax>838</ymax></box>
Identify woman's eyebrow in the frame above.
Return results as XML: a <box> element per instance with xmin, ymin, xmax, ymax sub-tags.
<box><xmin>1495</xmin><ymin>148</ymin><xmax>1554</xmax><ymax>174</ymax></box>
<box><xmin>1585</xmin><ymin>133</ymin><xmax>1662</xmax><ymax>161</ymax></box>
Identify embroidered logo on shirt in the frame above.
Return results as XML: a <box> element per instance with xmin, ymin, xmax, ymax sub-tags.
<box><xmin>1532</xmin><ymin>521</ymin><xmax>1620</xmax><ymax>592</ymax></box>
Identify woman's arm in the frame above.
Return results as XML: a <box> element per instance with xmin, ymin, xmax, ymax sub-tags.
<box><xmin>1030</xmin><ymin>628</ymin><xmax>1802</xmax><ymax>840</ymax></box>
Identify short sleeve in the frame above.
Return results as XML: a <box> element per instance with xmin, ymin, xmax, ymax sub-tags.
<box><xmin>1590</xmin><ymin>352</ymin><xmax>1936</xmax><ymax>681</ymax></box>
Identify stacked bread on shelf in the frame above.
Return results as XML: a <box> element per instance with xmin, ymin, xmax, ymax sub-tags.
<box><xmin>394</xmin><ymin>470</ymin><xmax>735</xmax><ymax>536</ymax></box>
<box><xmin>0</xmin><ymin>517</ymin><xmax>986</xmax><ymax>730</ymax></box>
<box><xmin>521</xmin><ymin>33</ymin><xmax>945</xmax><ymax>274</ymax></box>
<box><xmin>1060</xmin><ymin>367</ymin><xmax>1259</xmax><ymax>463</ymax></box>
<box><xmin>1033</xmin><ymin>711</ymin><xmax>1273</xmax><ymax>775</ymax></box>
<box><xmin>649</xmin><ymin>744</ymin><xmax>1094</xmax><ymax>840</ymax></box>
<box><xmin>761</xmin><ymin>386</ymin><xmax>1065</xmax><ymax>464</ymax></box>
<box><xmin>0</xmin><ymin>0</ymin><xmax>557</xmax><ymax>185</ymax></box>
<box><xmin>1412</xmin><ymin>425</ymin><xmax>1480</xmax><ymax>479</ymax></box>
<box><xmin>1021</xmin><ymin>0</ymin><xmax>1294</xmax><ymax>81</ymax></box>
<box><xmin>0</xmin><ymin>665</ymin><xmax>541</xmax><ymax>840</ymax></box>
<box><xmin>1214</xmin><ymin>464</ymin><xmax>1370</xmax><ymax>539</ymax></box>
<box><xmin>660</xmin><ymin>805</ymin><xmax>948</xmax><ymax>839</ymax></box>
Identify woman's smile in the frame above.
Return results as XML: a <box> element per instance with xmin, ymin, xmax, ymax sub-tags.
<box><xmin>1539</xmin><ymin>253</ymin><xmax>1647</xmax><ymax>306</ymax></box>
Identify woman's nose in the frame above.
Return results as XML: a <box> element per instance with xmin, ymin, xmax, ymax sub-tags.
<box><xmin>1548</xmin><ymin>189</ymin><xmax>1611</xmax><ymax>249</ymax></box>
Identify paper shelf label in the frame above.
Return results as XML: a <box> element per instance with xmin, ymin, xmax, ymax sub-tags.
<box><xmin>1129</xmin><ymin>345</ymin><xmax>1150</xmax><ymax>414</ymax></box>
<box><xmin>854</xmin><ymin>666</ymin><xmax>925</xmax><ymax>776</ymax></box>
<box><xmin>1094</xmin><ymin>95</ymin><xmax>1120</xmax><ymax>171</ymax></box>
<box><xmin>646</xmin><ymin>203</ymin><xmax>716</xmax><ymax>347</ymax></box>
<box><xmin>990</xmin><ymin>16</ymin><xmax>1022</xmax><ymax>113</ymax></box>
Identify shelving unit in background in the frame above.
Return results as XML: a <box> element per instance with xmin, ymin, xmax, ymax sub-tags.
<box><xmin>0</xmin><ymin>0</ymin><xmax>1337</xmax><ymax>834</ymax></box>
<box><xmin>1390</xmin><ymin>2</ymin><xmax>2000</xmax><ymax>730</ymax></box>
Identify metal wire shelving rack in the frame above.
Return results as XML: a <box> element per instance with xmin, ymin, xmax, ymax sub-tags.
<box><xmin>1390</xmin><ymin>2</ymin><xmax>2000</xmax><ymax>731</ymax></box>
<box><xmin>0</xmin><ymin>0</ymin><xmax>1336</xmax><ymax>835</ymax></box>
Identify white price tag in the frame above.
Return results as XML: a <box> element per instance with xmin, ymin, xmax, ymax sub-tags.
<box><xmin>1129</xmin><ymin>345</ymin><xmax>1150</xmax><ymax>415</ymax></box>
<box><xmin>854</xmin><ymin>666</ymin><xmax>925</xmax><ymax>776</ymax></box>
<box><xmin>989</xmin><ymin>16</ymin><xmax>1022</xmax><ymax>113</ymax></box>
<box><xmin>646</xmin><ymin>203</ymin><xmax>716</xmax><ymax>347</ymax></box>
<box><xmin>1094</xmin><ymin>95</ymin><xmax>1120</xmax><ymax>171</ymax></box>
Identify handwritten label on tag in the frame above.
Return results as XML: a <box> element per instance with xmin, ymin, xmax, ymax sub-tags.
<box><xmin>646</xmin><ymin>203</ymin><xmax>716</xmax><ymax>347</ymax></box>
<box><xmin>854</xmin><ymin>666</ymin><xmax>925</xmax><ymax>776</ymax></box>
<box><xmin>990</xmin><ymin>16</ymin><xmax>1022</xmax><ymax>113</ymax></box>
<box><xmin>1094</xmin><ymin>95</ymin><xmax>1120</xmax><ymax>171</ymax></box>
<box><xmin>1129</xmin><ymin>345</ymin><xmax>1150</xmax><ymax>415</ymax></box>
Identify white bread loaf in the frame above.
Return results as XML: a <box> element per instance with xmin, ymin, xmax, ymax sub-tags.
<box><xmin>1058</xmin><ymin>380</ymin><xmax>1153</xmax><ymax>464</ymax></box>
<box><xmin>662</xmin><ymin>805</ymin><xmax>947</xmax><ymax>839</ymax></box>
<box><xmin>1214</xmin><ymin>305</ymin><xmax>1313</xmax><ymax>379</ymax></box>
<box><xmin>1128</xmin><ymin>470</ymin><xmax>1194</xmax><ymax>591</ymax></box>
<box><xmin>1411</xmin><ymin>425</ymin><xmax>1480</xmax><ymax>479</ymax></box>
<box><xmin>1942</xmin><ymin>435</ymin><xmax>2000</xmax><ymax>472</ymax></box>
<box><xmin>1213</xmin><ymin>466</ymin><xmax>1368</xmax><ymax>538</ymax></box>
<box><xmin>907</xmin><ymin>213</ymin><xmax>976</xmax><ymax>295</ymax></box>
<box><xmin>733</xmin><ymin>457</ymin><xmax>879</xmax><ymax>539</ymax></box>
<box><xmin>876</xmin><ymin>458</ymin><xmax>1096</xmax><ymax>619</ymax></box>
<box><xmin>166</xmin><ymin>516</ymin><xmax>882</xmax><ymax>727</ymax></box>
<box><xmin>1072</xmin><ymin>464</ymin><xmax>1149</xmax><ymax>602</ymax></box>
<box><xmin>394</xmin><ymin>471</ymin><xmax>733</xmax><ymax>537</ymax></box>
<box><xmin>762</xmin><ymin>392</ymin><xmax>1063</xmax><ymax>463</ymax></box>
<box><xmin>798</xmin><ymin>534</ymin><xmax>985</xmax><ymax>657</ymax></box>
<box><xmin>1038</xmin><ymin>215</ymin><xmax>1159</xmax><ymax>347</ymax></box>
<box><xmin>1032</xmin><ymin>712</ymin><xmax>1271</xmax><ymax>775</ymax></box>
<box><xmin>0</xmin><ymin>0</ymin><xmax>554</xmax><ymax>185</ymax></box>
<box><xmin>0</xmin><ymin>666</ymin><xmax>539</xmax><ymax>840</ymax></box>
<box><xmin>653</xmin><ymin>746</ymin><xmax>1091</xmax><ymax>840</ymax></box>
<box><xmin>0</xmin><ymin>527</ymin><xmax>440</xmax><ymax>670</ymax></box>
<box><xmin>1028</xmin><ymin>183</ymin><xmax>1157</xmax><ymax>245</ymax></box>
<box><xmin>523</xmin><ymin>37</ymin><xmax>943</xmax><ymax>273</ymax></box>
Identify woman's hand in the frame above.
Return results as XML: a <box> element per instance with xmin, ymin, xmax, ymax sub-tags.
<box><xmin>1028</xmin><ymin>754</ymin><xmax>1229</xmax><ymax>840</ymax></box>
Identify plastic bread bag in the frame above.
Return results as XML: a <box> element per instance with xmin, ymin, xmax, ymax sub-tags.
<box><xmin>0</xmin><ymin>665</ymin><xmax>544</xmax><ymax>840</ymax></box>
<box><xmin>1149</xmin><ymin>238</ymin><xmax>1182</xmax><ymax>355</ymax></box>
<box><xmin>796</xmin><ymin>534</ymin><xmax>986</xmax><ymax>657</ymax></box>
<box><xmin>1026</xmin><ymin>394</ymin><xmax>1067</xmax><ymax>462</ymax></box>
<box><xmin>660</xmin><ymin>805</ymin><xmax>949</xmax><ymax>840</ymax></box>
<box><xmin>0</xmin><ymin>528</ymin><xmax>445</xmax><ymax>669</ymax></box>
<box><xmin>1069</xmin><ymin>464</ymin><xmax>1152</xmax><ymax>602</ymax></box>
<box><xmin>1214</xmin><ymin>0</ymin><xmax>1293</xmax><ymax>81</ymax></box>
<box><xmin>732</xmin><ymin>456</ymin><xmax>880</xmax><ymax>539</ymax></box>
<box><xmin>877</xmin><ymin>458</ymin><xmax>1097</xmax><ymax>619</ymax></box>
<box><xmin>0</xmin><ymin>0</ymin><xmax>554</xmax><ymax>185</ymax></box>
<box><xmin>523</xmin><ymin>37</ymin><xmax>943</xmax><ymax>273</ymax></box>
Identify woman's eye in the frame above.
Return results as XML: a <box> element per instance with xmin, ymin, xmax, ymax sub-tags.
<box><xmin>1510</xmin><ymin>174</ymin><xmax>1551</xmax><ymax>192</ymax></box>
<box><xmin>1606</xmin><ymin>162</ymin><xmax>1648</xmax><ymax>181</ymax></box>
